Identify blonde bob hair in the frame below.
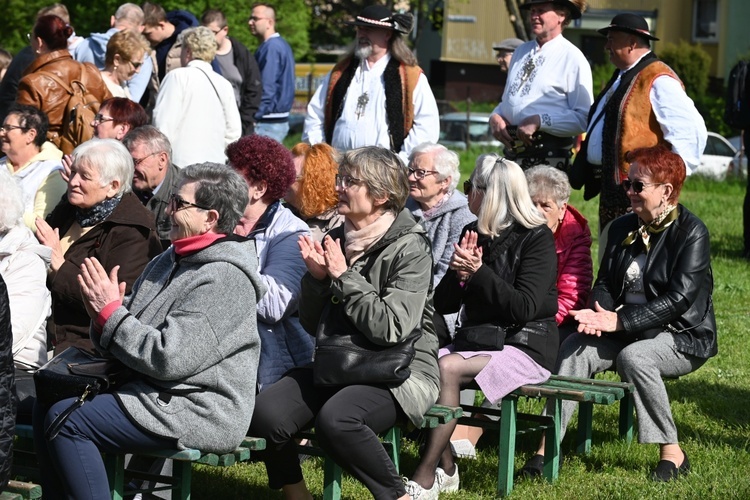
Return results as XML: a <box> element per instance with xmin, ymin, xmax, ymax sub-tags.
<box><xmin>181</xmin><ymin>26</ymin><xmax>218</xmax><ymax>62</ymax></box>
<box><xmin>469</xmin><ymin>154</ymin><xmax>546</xmax><ymax>237</ymax></box>
<box><xmin>105</xmin><ymin>29</ymin><xmax>150</xmax><ymax>68</ymax></box>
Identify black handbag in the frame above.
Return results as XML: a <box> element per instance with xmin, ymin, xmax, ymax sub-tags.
<box><xmin>34</xmin><ymin>347</ymin><xmax>134</xmax><ymax>439</ymax></box>
<box><xmin>453</xmin><ymin>324</ymin><xmax>508</xmax><ymax>351</ymax></box>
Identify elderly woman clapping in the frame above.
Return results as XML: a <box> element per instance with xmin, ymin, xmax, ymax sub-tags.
<box><xmin>250</xmin><ymin>146</ymin><xmax>439</xmax><ymax>500</ymax></box>
<box><xmin>35</xmin><ymin>139</ymin><xmax>162</xmax><ymax>353</ymax></box>
<box><xmin>523</xmin><ymin>145</ymin><xmax>717</xmax><ymax>481</ymax></box>
<box><xmin>34</xmin><ymin>163</ymin><xmax>264</xmax><ymax>499</ymax></box>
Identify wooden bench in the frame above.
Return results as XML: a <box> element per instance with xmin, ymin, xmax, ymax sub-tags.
<box><xmin>295</xmin><ymin>404</ymin><xmax>463</xmax><ymax>500</ymax></box>
<box><xmin>460</xmin><ymin>374</ymin><xmax>635</xmax><ymax>496</ymax></box>
<box><xmin>13</xmin><ymin>423</ymin><xmax>265</xmax><ymax>500</ymax></box>
<box><xmin>0</xmin><ymin>481</ymin><xmax>42</xmax><ymax>500</ymax></box>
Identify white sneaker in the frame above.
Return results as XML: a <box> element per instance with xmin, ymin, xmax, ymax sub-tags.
<box><xmin>450</xmin><ymin>438</ymin><xmax>477</xmax><ymax>459</ymax></box>
<box><xmin>436</xmin><ymin>464</ymin><xmax>460</xmax><ymax>492</ymax></box>
<box><xmin>404</xmin><ymin>478</ymin><xmax>439</xmax><ymax>500</ymax></box>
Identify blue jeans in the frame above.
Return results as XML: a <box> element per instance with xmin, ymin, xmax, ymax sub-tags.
<box><xmin>255</xmin><ymin>121</ymin><xmax>290</xmax><ymax>143</ymax></box>
<box><xmin>33</xmin><ymin>393</ymin><xmax>175</xmax><ymax>500</ymax></box>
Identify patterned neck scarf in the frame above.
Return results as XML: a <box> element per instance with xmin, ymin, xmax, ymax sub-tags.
<box><xmin>622</xmin><ymin>204</ymin><xmax>678</xmax><ymax>252</ymax></box>
<box><xmin>75</xmin><ymin>196</ymin><xmax>122</xmax><ymax>228</ymax></box>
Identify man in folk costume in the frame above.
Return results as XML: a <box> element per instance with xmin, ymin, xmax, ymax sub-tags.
<box><xmin>569</xmin><ymin>13</ymin><xmax>706</xmax><ymax>239</ymax></box>
<box><xmin>303</xmin><ymin>5</ymin><xmax>439</xmax><ymax>161</ymax></box>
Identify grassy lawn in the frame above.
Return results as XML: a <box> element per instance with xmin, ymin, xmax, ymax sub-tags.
<box><xmin>198</xmin><ymin>144</ymin><xmax>750</xmax><ymax>498</ymax></box>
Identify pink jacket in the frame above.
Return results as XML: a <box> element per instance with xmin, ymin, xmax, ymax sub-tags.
<box><xmin>555</xmin><ymin>205</ymin><xmax>593</xmax><ymax>325</ymax></box>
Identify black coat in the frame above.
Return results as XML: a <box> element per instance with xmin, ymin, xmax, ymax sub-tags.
<box><xmin>435</xmin><ymin>222</ymin><xmax>559</xmax><ymax>371</ymax></box>
<box><xmin>229</xmin><ymin>37</ymin><xmax>262</xmax><ymax>136</ymax></box>
<box><xmin>593</xmin><ymin>205</ymin><xmax>717</xmax><ymax>359</ymax></box>
<box><xmin>0</xmin><ymin>275</ymin><xmax>16</xmax><ymax>489</ymax></box>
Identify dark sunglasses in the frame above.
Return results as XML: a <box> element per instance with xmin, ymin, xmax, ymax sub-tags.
<box><xmin>463</xmin><ymin>180</ymin><xmax>485</xmax><ymax>195</ymax></box>
<box><xmin>621</xmin><ymin>179</ymin><xmax>664</xmax><ymax>194</ymax></box>
<box><xmin>169</xmin><ymin>193</ymin><xmax>211</xmax><ymax>212</ymax></box>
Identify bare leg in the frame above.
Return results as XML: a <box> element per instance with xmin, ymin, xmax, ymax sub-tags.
<box><xmin>410</xmin><ymin>354</ymin><xmax>490</xmax><ymax>488</ymax></box>
<box><xmin>660</xmin><ymin>443</ymin><xmax>685</xmax><ymax>467</ymax></box>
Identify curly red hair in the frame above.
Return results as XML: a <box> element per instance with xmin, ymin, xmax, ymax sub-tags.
<box><xmin>226</xmin><ymin>135</ymin><xmax>295</xmax><ymax>201</ymax></box>
<box><xmin>625</xmin><ymin>144</ymin><xmax>685</xmax><ymax>203</ymax></box>
<box><xmin>290</xmin><ymin>143</ymin><xmax>339</xmax><ymax>218</ymax></box>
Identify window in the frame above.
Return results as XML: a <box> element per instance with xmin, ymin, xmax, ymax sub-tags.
<box><xmin>693</xmin><ymin>0</ymin><xmax>719</xmax><ymax>42</ymax></box>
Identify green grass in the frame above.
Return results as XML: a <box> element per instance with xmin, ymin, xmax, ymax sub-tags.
<box><xmin>212</xmin><ymin>144</ymin><xmax>750</xmax><ymax>499</ymax></box>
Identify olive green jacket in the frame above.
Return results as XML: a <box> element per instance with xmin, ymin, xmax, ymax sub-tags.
<box><xmin>300</xmin><ymin>209</ymin><xmax>440</xmax><ymax>426</ymax></box>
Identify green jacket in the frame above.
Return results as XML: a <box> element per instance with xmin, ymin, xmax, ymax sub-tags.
<box><xmin>300</xmin><ymin>209</ymin><xmax>440</xmax><ymax>427</ymax></box>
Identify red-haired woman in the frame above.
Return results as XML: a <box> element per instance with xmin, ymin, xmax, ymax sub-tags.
<box><xmin>525</xmin><ymin>144</ymin><xmax>717</xmax><ymax>482</ymax></box>
<box><xmin>286</xmin><ymin>143</ymin><xmax>344</xmax><ymax>242</ymax></box>
<box><xmin>227</xmin><ymin>135</ymin><xmax>313</xmax><ymax>390</ymax></box>
<box><xmin>17</xmin><ymin>15</ymin><xmax>111</xmax><ymax>154</ymax></box>
<box><xmin>91</xmin><ymin>97</ymin><xmax>148</xmax><ymax>140</ymax></box>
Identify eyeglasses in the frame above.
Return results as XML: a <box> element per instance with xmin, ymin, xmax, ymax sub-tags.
<box><xmin>0</xmin><ymin>124</ymin><xmax>27</xmax><ymax>133</ymax></box>
<box><xmin>132</xmin><ymin>152</ymin><xmax>160</xmax><ymax>167</ymax></box>
<box><xmin>127</xmin><ymin>59</ymin><xmax>143</xmax><ymax>70</ymax></box>
<box><xmin>621</xmin><ymin>179</ymin><xmax>664</xmax><ymax>194</ymax></box>
<box><xmin>93</xmin><ymin>114</ymin><xmax>114</xmax><ymax>125</ymax></box>
<box><xmin>463</xmin><ymin>180</ymin><xmax>485</xmax><ymax>195</ymax></box>
<box><xmin>168</xmin><ymin>193</ymin><xmax>211</xmax><ymax>212</ymax></box>
<box><xmin>335</xmin><ymin>174</ymin><xmax>363</xmax><ymax>189</ymax></box>
<box><xmin>407</xmin><ymin>167</ymin><xmax>440</xmax><ymax>180</ymax></box>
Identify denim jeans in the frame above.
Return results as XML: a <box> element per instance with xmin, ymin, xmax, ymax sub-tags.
<box><xmin>255</xmin><ymin>121</ymin><xmax>290</xmax><ymax>143</ymax></box>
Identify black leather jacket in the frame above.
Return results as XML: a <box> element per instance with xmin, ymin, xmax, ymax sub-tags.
<box><xmin>592</xmin><ymin>205</ymin><xmax>717</xmax><ymax>359</ymax></box>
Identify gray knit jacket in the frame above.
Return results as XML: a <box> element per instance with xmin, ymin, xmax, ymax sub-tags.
<box><xmin>95</xmin><ymin>236</ymin><xmax>265</xmax><ymax>453</ymax></box>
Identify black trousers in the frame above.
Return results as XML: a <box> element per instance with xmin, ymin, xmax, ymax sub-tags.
<box><xmin>249</xmin><ymin>368</ymin><xmax>407</xmax><ymax>500</ymax></box>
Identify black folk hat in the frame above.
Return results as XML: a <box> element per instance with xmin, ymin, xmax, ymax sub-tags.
<box><xmin>519</xmin><ymin>0</ymin><xmax>583</xmax><ymax>20</ymax></box>
<box><xmin>344</xmin><ymin>5</ymin><xmax>414</xmax><ymax>35</ymax></box>
<box><xmin>597</xmin><ymin>13</ymin><xmax>659</xmax><ymax>41</ymax></box>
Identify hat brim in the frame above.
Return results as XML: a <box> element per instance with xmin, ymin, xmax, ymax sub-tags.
<box><xmin>519</xmin><ymin>1</ymin><xmax>582</xmax><ymax>20</ymax></box>
<box><xmin>597</xmin><ymin>25</ymin><xmax>659</xmax><ymax>41</ymax></box>
<box><xmin>344</xmin><ymin>18</ymin><xmax>397</xmax><ymax>30</ymax></box>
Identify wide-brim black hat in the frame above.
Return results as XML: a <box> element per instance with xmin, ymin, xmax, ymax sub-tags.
<box><xmin>344</xmin><ymin>5</ymin><xmax>413</xmax><ymax>35</ymax></box>
<box><xmin>597</xmin><ymin>13</ymin><xmax>659</xmax><ymax>41</ymax></box>
<box><xmin>519</xmin><ymin>0</ymin><xmax>582</xmax><ymax>20</ymax></box>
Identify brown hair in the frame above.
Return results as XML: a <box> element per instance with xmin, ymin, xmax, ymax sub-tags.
<box><xmin>290</xmin><ymin>143</ymin><xmax>339</xmax><ymax>218</ymax></box>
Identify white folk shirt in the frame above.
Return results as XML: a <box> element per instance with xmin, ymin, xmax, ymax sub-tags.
<box><xmin>303</xmin><ymin>53</ymin><xmax>440</xmax><ymax>162</ymax></box>
<box><xmin>492</xmin><ymin>34</ymin><xmax>593</xmax><ymax>137</ymax></box>
<box><xmin>585</xmin><ymin>52</ymin><xmax>707</xmax><ymax>173</ymax></box>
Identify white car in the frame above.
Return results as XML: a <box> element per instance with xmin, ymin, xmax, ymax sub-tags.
<box><xmin>438</xmin><ymin>112</ymin><xmax>502</xmax><ymax>151</ymax></box>
<box><xmin>695</xmin><ymin>132</ymin><xmax>747</xmax><ymax>180</ymax></box>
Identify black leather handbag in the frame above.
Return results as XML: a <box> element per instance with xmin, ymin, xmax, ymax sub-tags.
<box><xmin>453</xmin><ymin>324</ymin><xmax>508</xmax><ymax>351</ymax></box>
<box><xmin>313</xmin><ymin>297</ymin><xmax>420</xmax><ymax>387</ymax></box>
<box><xmin>34</xmin><ymin>347</ymin><xmax>134</xmax><ymax>439</ymax></box>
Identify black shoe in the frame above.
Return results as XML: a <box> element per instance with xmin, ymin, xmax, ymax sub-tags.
<box><xmin>651</xmin><ymin>452</ymin><xmax>691</xmax><ymax>482</ymax></box>
<box><xmin>518</xmin><ymin>454</ymin><xmax>545</xmax><ymax>479</ymax></box>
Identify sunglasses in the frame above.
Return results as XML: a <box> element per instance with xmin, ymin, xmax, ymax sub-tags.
<box><xmin>621</xmin><ymin>179</ymin><xmax>664</xmax><ymax>194</ymax></box>
<box><xmin>169</xmin><ymin>193</ymin><xmax>211</xmax><ymax>212</ymax></box>
<box><xmin>463</xmin><ymin>180</ymin><xmax>485</xmax><ymax>195</ymax></box>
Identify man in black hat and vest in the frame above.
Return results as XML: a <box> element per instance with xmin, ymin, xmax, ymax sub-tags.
<box><xmin>302</xmin><ymin>5</ymin><xmax>439</xmax><ymax>161</ymax></box>
<box><xmin>570</xmin><ymin>13</ymin><xmax>706</xmax><ymax>242</ymax></box>
<box><xmin>489</xmin><ymin>0</ymin><xmax>592</xmax><ymax>170</ymax></box>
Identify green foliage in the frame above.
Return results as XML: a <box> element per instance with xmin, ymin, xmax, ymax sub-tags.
<box><xmin>695</xmin><ymin>93</ymin><xmax>733</xmax><ymax>136</ymax></box>
<box><xmin>658</xmin><ymin>41</ymin><xmax>711</xmax><ymax>99</ymax></box>
<box><xmin>592</xmin><ymin>62</ymin><xmax>615</xmax><ymax>94</ymax></box>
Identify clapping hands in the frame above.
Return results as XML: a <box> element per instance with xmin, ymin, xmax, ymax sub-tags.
<box><xmin>298</xmin><ymin>235</ymin><xmax>348</xmax><ymax>281</ymax></box>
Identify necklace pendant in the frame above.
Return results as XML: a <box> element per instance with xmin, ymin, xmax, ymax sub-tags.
<box><xmin>356</xmin><ymin>92</ymin><xmax>369</xmax><ymax>119</ymax></box>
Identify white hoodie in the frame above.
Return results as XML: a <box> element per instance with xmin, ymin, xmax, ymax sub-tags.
<box><xmin>0</xmin><ymin>225</ymin><xmax>51</xmax><ymax>369</ymax></box>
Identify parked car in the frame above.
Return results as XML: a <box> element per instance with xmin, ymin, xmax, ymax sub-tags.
<box><xmin>695</xmin><ymin>131</ymin><xmax>747</xmax><ymax>179</ymax></box>
<box><xmin>438</xmin><ymin>112</ymin><xmax>502</xmax><ymax>151</ymax></box>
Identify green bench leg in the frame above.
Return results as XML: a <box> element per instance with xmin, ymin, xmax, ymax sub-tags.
<box><xmin>322</xmin><ymin>456</ymin><xmax>342</xmax><ymax>500</ymax></box>
<box><xmin>576</xmin><ymin>402</ymin><xmax>594</xmax><ymax>454</ymax></box>
<box><xmin>619</xmin><ymin>392</ymin><xmax>635</xmax><ymax>444</ymax></box>
<box><xmin>498</xmin><ymin>397</ymin><xmax>517</xmax><ymax>497</ymax></box>
<box><xmin>172</xmin><ymin>460</ymin><xmax>192</xmax><ymax>500</ymax></box>
<box><xmin>105</xmin><ymin>454</ymin><xmax>126</xmax><ymax>500</ymax></box>
<box><xmin>543</xmin><ymin>398</ymin><xmax>561</xmax><ymax>483</ymax></box>
<box><xmin>381</xmin><ymin>426</ymin><xmax>401</xmax><ymax>474</ymax></box>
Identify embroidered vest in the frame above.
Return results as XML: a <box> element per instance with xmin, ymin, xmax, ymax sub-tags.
<box><xmin>324</xmin><ymin>56</ymin><xmax>422</xmax><ymax>152</ymax></box>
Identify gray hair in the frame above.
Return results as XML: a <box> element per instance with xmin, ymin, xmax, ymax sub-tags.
<box><xmin>0</xmin><ymin>169</ymin><xmax>24</xmax><ymax>234</ymax></box>
<box><xmin>409</xmin><ymin>142</ymin><xmax>460</xmax><ymax>191</ymax></box>
<box><xmin>525</xmin><ymin>164</ymin><xmax>571</xmax><ymax>207</ymax></box>
<box><xmin>181</xmin><ymin>26</ymin><xmax>218</xmax><ymax>62</ymax></box>
<box><xmin>470</xmin><ymin>154</ymin><xmax>546</xmax><ymax>237</ymax></box>
<box><xmin>339</xmin><ymin>146</ymin><xmax>409</xmax><ymax>215</ymax></box>
<box><xmin>177</xmin><ymin>163</ymin><xmax>249</xmax><ymax>234</ymax></box>
<box><xmin>71</xmin><ymin>139</ymin><xmax>134</xmax><ymax>196</ymax></box>
<box><xmin>114</xmin><ymin>3</ymin><xmax>144</xmax><ymax>28</ymax></box>
<box><xmin>122</xmin><ymin>125</ymin><xmax>173</xmax><ymax>164</ymax></box>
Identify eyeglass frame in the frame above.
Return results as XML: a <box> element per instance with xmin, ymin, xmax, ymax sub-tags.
<box><xmin>0</xmin><ymin>124</ymin><xmax>28</xmax><ymax>134</ymax></box>
<box><xmin>335</xmin><ymin>173</ymin><xmax>363</xmax><ymax>189</ymax></box>
<box><xmin>621</xmin><ymin>179</ymin><xmax>665</xmax><ymax>194</ymax></box>
<box><xmin>126</xmin><ymin>58</ymin><xmax>143</xmax><ymax>70</ymax></box>
<box><xmin>132</xmin><ymin>152</ymin><xmax>161</xmax><ymax>167</ymax></box>
<box><xmin>407</xmin><ymin>167</ymin><xmax>440</xmax><ymax>180</ymax></box>
<box><xmin>463</xmin><ymin>180</ymin><xmax>485</xmax><ymax>196</ymax></box>
<box><xmin>168</xmin><ymin>193</ymin><xmax>212</xmax><ymax>212</ymax></box>
<box><xmin>92</xmin><ymin>113</ymin><xmax>115</xmax><ymax>125</ymax></box>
